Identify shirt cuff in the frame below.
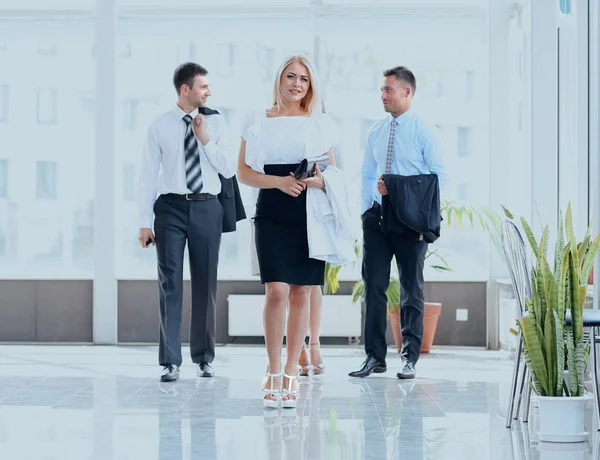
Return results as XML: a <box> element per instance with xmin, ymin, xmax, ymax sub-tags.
<box><xmin>140</xmin><ymin>214</ymin><xmax>154</xmax><ymax>229</ymax></box>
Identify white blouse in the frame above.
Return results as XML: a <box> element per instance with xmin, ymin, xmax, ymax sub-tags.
<box><xmin>242</xmin><ymin>110</ymin><xmax>339</xmax><ymax>173</ymax></box>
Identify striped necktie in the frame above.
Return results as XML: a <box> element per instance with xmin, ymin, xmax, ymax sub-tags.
<box><xmin>182</xmin><ymin>114</ymin><xmax>203</xmax><ymax>194</ymax></box>
<box><xmin>385</xmin><ymin>119</ymin><xmax>397</xmax><ymax>174</ymax></box>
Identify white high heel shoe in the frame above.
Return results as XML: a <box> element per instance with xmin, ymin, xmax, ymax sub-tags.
<box><xmin>262</xmin><ymin>370</ymin><xmax>282</xmax><ymax>409</ymax></box>
<box><xmin>281</xmin><ymin>372</ymin><xmax>299</xmax><ymax>409</ymax></box>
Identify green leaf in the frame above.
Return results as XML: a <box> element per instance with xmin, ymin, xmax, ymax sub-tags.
<box><xmin>520</xmin><ymin>316</ymin><xmax>550</xmax><ymax>395</ymax></box>
<box><xmin>554</xmin><ymin>210</ymin><xmax>564</xmax><ymax>274</ymax></box>
<box><xmin>544</xmin><ymin>307</ymin><xmax>557</xmax><ymax>395</ymax></box>
<box><xmin>565</xmin><ymin>203</ymin><xmax>576</xmax><ymax>251</ymax></box>
<box><xmin>501</xmin><ymin>205</ymin><xmax>514</xmax><ymax>219</ymax></box>
<box><xmin>569</xmin><ymin>250</ymin><xmax>584</xmax><ymax>345</ymax></box>
<box><xmin>521</xmin><ymin>217</ymin><xmax>540</xmax><ymax>259</ymax></box>
<box><xmin>581</xmin><ymin>234</ymin><xmax>600</xmax><ymax>285</ymax></box>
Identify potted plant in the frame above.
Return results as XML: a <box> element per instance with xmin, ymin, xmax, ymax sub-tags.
<box><xmin>504</xmin><ymin>203</ymin><xmax>599</xmax><ymax>441</ymax></box>
<box><xmin>351</xmin><ymin>199</ymin><xmax>500</xmax><ymax>353</ymax></box>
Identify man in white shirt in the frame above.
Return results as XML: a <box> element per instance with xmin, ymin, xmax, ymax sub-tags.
<box><xmin>137</xmin><ymin>62</ymin><xmax>237</xmax><ymax>382</ymax></box>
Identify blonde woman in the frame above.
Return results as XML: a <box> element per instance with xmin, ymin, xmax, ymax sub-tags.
<box><xmin>237</xmin><ymin>55</ymin><xmax>338</xmax><ymax>408</ymax></box>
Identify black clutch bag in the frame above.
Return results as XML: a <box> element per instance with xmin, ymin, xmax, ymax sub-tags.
<box><xmin>293</xmin><ymin>159</ymin><xmax>310</xmax><ymax>180</ymax></box>
<box><xmin>293</xmin><ymin>155</ymin><xmax>329</xmax><ymax>180</ymax></box>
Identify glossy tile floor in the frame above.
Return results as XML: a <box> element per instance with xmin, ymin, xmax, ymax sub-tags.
<box><xmin>0</xmin><ymin>345</ymin><xmax>598</xmax><ymax>460</ymax></box>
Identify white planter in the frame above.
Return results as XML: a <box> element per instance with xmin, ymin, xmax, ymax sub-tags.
<box><xmin>537</xmin><ymin>441</ymin><xmax>589</xmax><ymax>460</ymax></box>
<box><xmin>536</xmin><ymin>395</ymin><xmax>591</xmax><ymax>443</ymax></box>
<box><xmin>227</xmin><ymin>294</ymin><xmax>361</xmax><ymax>337</ymax></box>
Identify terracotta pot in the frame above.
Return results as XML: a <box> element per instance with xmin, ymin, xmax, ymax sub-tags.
<box><xmin>388</xmin><ymin>309</ymin><xmax>402</xmax><ymax>352</ymax></box>
<box><xmin>421</xmin><ymin>302</ymin><xmax>442</xmax><ymax>353</ymax></box>
<box><xmin>390</xmin><ymin>302</ymin><xmax>442</xmax><ymax>353</ymax></box>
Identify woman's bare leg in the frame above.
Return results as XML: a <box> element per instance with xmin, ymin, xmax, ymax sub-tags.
<box><xmin>283</xmin><ymin>285</ymin><xmax>311</xmax><ymax>400</ymax></box>
<box><xmin>262</xmin><ymin>282</ymin><xmax>290</xmax><ymax>401</ymax></box>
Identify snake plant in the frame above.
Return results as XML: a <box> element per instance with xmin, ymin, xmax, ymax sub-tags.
<box><xmin>504</xmin><ymin>203</ymin><xmax>600</xmax><ymax>397</ymax></box>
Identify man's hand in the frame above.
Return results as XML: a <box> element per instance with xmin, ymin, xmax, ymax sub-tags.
<box><xmin>193</xmin><ymin>114</ymin><xmax>210</xmax><ymax>145</ymax></box>
<box><xmin>377</xmin><ymin>176</ymin><xmax>388</xmax><ymax>196</ymax></box>
<box><xmin>138</xmin><ymin>228</ymin><xmax>155</xmax><ymax>248</ymax></box>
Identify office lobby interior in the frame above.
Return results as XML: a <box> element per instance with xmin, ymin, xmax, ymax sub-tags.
<box><xmin>1</xmin><ymin>0</ymin><xmax>600</xmax><ymax>459</ymax></box>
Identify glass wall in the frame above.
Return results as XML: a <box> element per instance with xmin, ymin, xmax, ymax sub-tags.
<box><xmin>0</xmin><ymin>19</ymin><xmax>95</xmax><ymax>277</ymax></box>
<box><xmin>114</xmin><ymin>4</ymin><xmax>491</xmax><ymax>281</ymax></box>
<box><xmin>0</xmin><ymin>1</ymin><xmax>492</xmax><ymax>282</ymax></box>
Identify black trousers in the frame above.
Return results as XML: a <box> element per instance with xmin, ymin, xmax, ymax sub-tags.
<box><xmin>362</xmin><ymin>205</ymin><xmax>428</xmax><ymax>364</ymax></box>
<box><xmin>153</xmin><ymin>194</ymin><xmax>223</xmax><ymax>367</ymax></box>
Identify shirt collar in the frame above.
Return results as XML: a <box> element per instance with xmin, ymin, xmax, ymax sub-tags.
<box><xmin>391</xmin><ymin>108</ymin><xmax>413</xmax><ymax>126</ymax></box>
<box><xmin>172</xmin><ymin>104</ymin><xmax>198</xmax><ymax>121</ymax></box>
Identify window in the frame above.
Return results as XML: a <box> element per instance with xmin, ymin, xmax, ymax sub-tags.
<box><xmin>37</xmin><ymin>88</ymin><xmax>58</xmax><ymax>124</ymax></box>
<box><xmin>0</xmin><ymin>20</ymin><xmax>95</xmax><ymax>277</ymax></box>
<box><xmin>119</xmin><ymin>42</ymin><xmax>132</xmax><ymax>58</ymax></box>
<box><xmin>37</xmin><ymin>43</ymin><xmax>57</xmax><ymax>55</ymax></box>
<box><xmin>123</xmin><ymin>98</ymin><xmax>159</xmax><ymax>131</ymax></box>
<box><xmin>465</xmin><ymin>71</ymin><xmax>475</xmax><ymax>100</ymax></box>
<box><xmin>560</xmin><ymin>0</ymin><xmax>571</xmax><ymax>14</ymax></box>
<box><xmin>457</xmin><ymin>182</ymin><xmax>470</xmax><ymax>201</ymax></box>
<box><xmin>216</xmin><ymin>43</ymin><xmax>236</xmax><ymax>77</ymax></box>
<box><xmin>0</xmin><ymin>85</ymin><xmax>8</xmax><ymax>122</ymax></box>
<box><xmin>0</xmin><ymin>160</ymin><xmax>7</xmax><ymax>198</ymax></box>
<box><xmin>123</xmin><ymin>163</ymin><xmax>135</xmax><ymax>201</ymax></box>
<box><xmin>36</xmin><ymin>161</ymin><xmax>57</xmax><ymax>200</ymax></box>
<box><xmin>256</xmin><ymin>46</ymin><xmax>275</xmax><ymax>82</ymax></box>
<box><xmin>457</xmin><ymin>127</ymin><xmax>470</xmax><ymax>157</ymax></box>
<box><xmin>78</xmin><ymin>95</ymin><xmax>95</xmax><ymax>122</ymax></box>
<box><xmin>123</xmin><ymin>99</ymin><xmax>138</xmax><ymax>130</ymax></box>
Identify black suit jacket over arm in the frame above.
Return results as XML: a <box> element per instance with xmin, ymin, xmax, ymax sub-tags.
<box><xmin>219</xmin><ymin>175</ymin><xmax>246</xmax><ymax>233</ymax></box>
<box><xmin>381</xmin><ymin>173</ymin><xmax>441</xmax><ymax>243</ymax></box>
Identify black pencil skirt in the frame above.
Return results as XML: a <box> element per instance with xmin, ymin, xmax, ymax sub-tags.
<box><xmin>254</xmin><ymin>163</ymin><xmax>325</xmax><ymax>286</ymax></box>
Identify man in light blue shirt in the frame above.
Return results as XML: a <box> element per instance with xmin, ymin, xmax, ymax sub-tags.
<box><xmin>349</xmin><ymin>66</ymin><xmax>448</xmax><ymax>380</ymax></box>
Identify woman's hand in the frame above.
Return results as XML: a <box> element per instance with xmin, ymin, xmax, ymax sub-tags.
<box><xmin>277</xmin><ymin>173</ymin><xmax>307</xmax><ymax>197</ymax></box>
<box><xmin>302</xmin><ymin>164</ymin><xmax>325</xmax><ymax>189</ymax></box>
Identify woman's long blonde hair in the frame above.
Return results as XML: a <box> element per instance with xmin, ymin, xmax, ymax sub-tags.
<box><xmin>272</xmin><ymin>55</ymin><xmax>322</xmax><ymax>114</ymax></box>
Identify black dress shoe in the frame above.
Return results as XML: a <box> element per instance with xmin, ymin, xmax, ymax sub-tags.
<box><xmin>197</xmin><ymin>362</ymin><xmax>214</xmax><ymax>378</ymax></box>
<box><xmin>397</xmin><ymin>361</ymin><xmax>416</xmax><ymax>379</ymax></box>
<box><xmin>348</xmin><ymin>357</ymin><xmax>387</xmax><ymax>378</ymax></box>
<box><xmin>160</xmin><ymin>364</ymin><xmax>180</xmax><ymax>382</ymax></box>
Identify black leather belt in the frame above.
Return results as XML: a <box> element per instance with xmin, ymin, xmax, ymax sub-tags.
<box><xmin>165</xmin><ymin>193</ymin><xmax>217</xmax><ymax>201</ymax></box>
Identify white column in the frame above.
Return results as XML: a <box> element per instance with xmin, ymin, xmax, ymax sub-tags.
<box><xmin>487</xmin><ymin>0</ymin><xmax>512</xmax><ymax>349</ymax></box>
<box><xmin>590</xmin><ymin>0</ymin><xmax>600</xmax><ymax>307</ymax></box>
<box><xmin>574</xmin><ymin>0</ymin><xmax>589</xmax><ymax>233</ymax></box>
<box><xmin>531</xmin><ymin>0</ymin><xmax>559</xmax><ymax>235</ymax></box>
<box><xmin>93</xmin><ymin>0</ymin><xmax>117</xmax><ymax>344</ymax></box>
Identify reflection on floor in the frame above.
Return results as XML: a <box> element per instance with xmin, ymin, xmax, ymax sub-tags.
<box><xmin>0</xmin><ymin>345</ymin><xmax>598</xmax><ymax>460</ymax></box>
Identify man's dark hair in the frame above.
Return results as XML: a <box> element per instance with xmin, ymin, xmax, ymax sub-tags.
<box><xmin>173</xmin><ymin>62</ymin><xmax>208</xmax><ymax>96</ymax></box>
<box><xmin>383</xmin><ymin>66</ymin><xmax>416</xmax><ymax>95</ymax></box>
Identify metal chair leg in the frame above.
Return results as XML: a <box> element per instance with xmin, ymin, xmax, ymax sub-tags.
<box><xmin>522</xmin><ymin>378</ymin><xmax>532</xmax><ymax>423</ymax></box>
<box><xmin>515</xmin><ymin>364</ymin><xmax>528</xmax><ymax>420</ymax></box>
<box><xmin>589</xmin><ymin>326</ymin><xmax>600</xmax><ymax>431</ymax></box>
<box><xmin>506</xmin><ymin>334</ymin><xmax>523</xmax><ymax>428</ymax></box>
